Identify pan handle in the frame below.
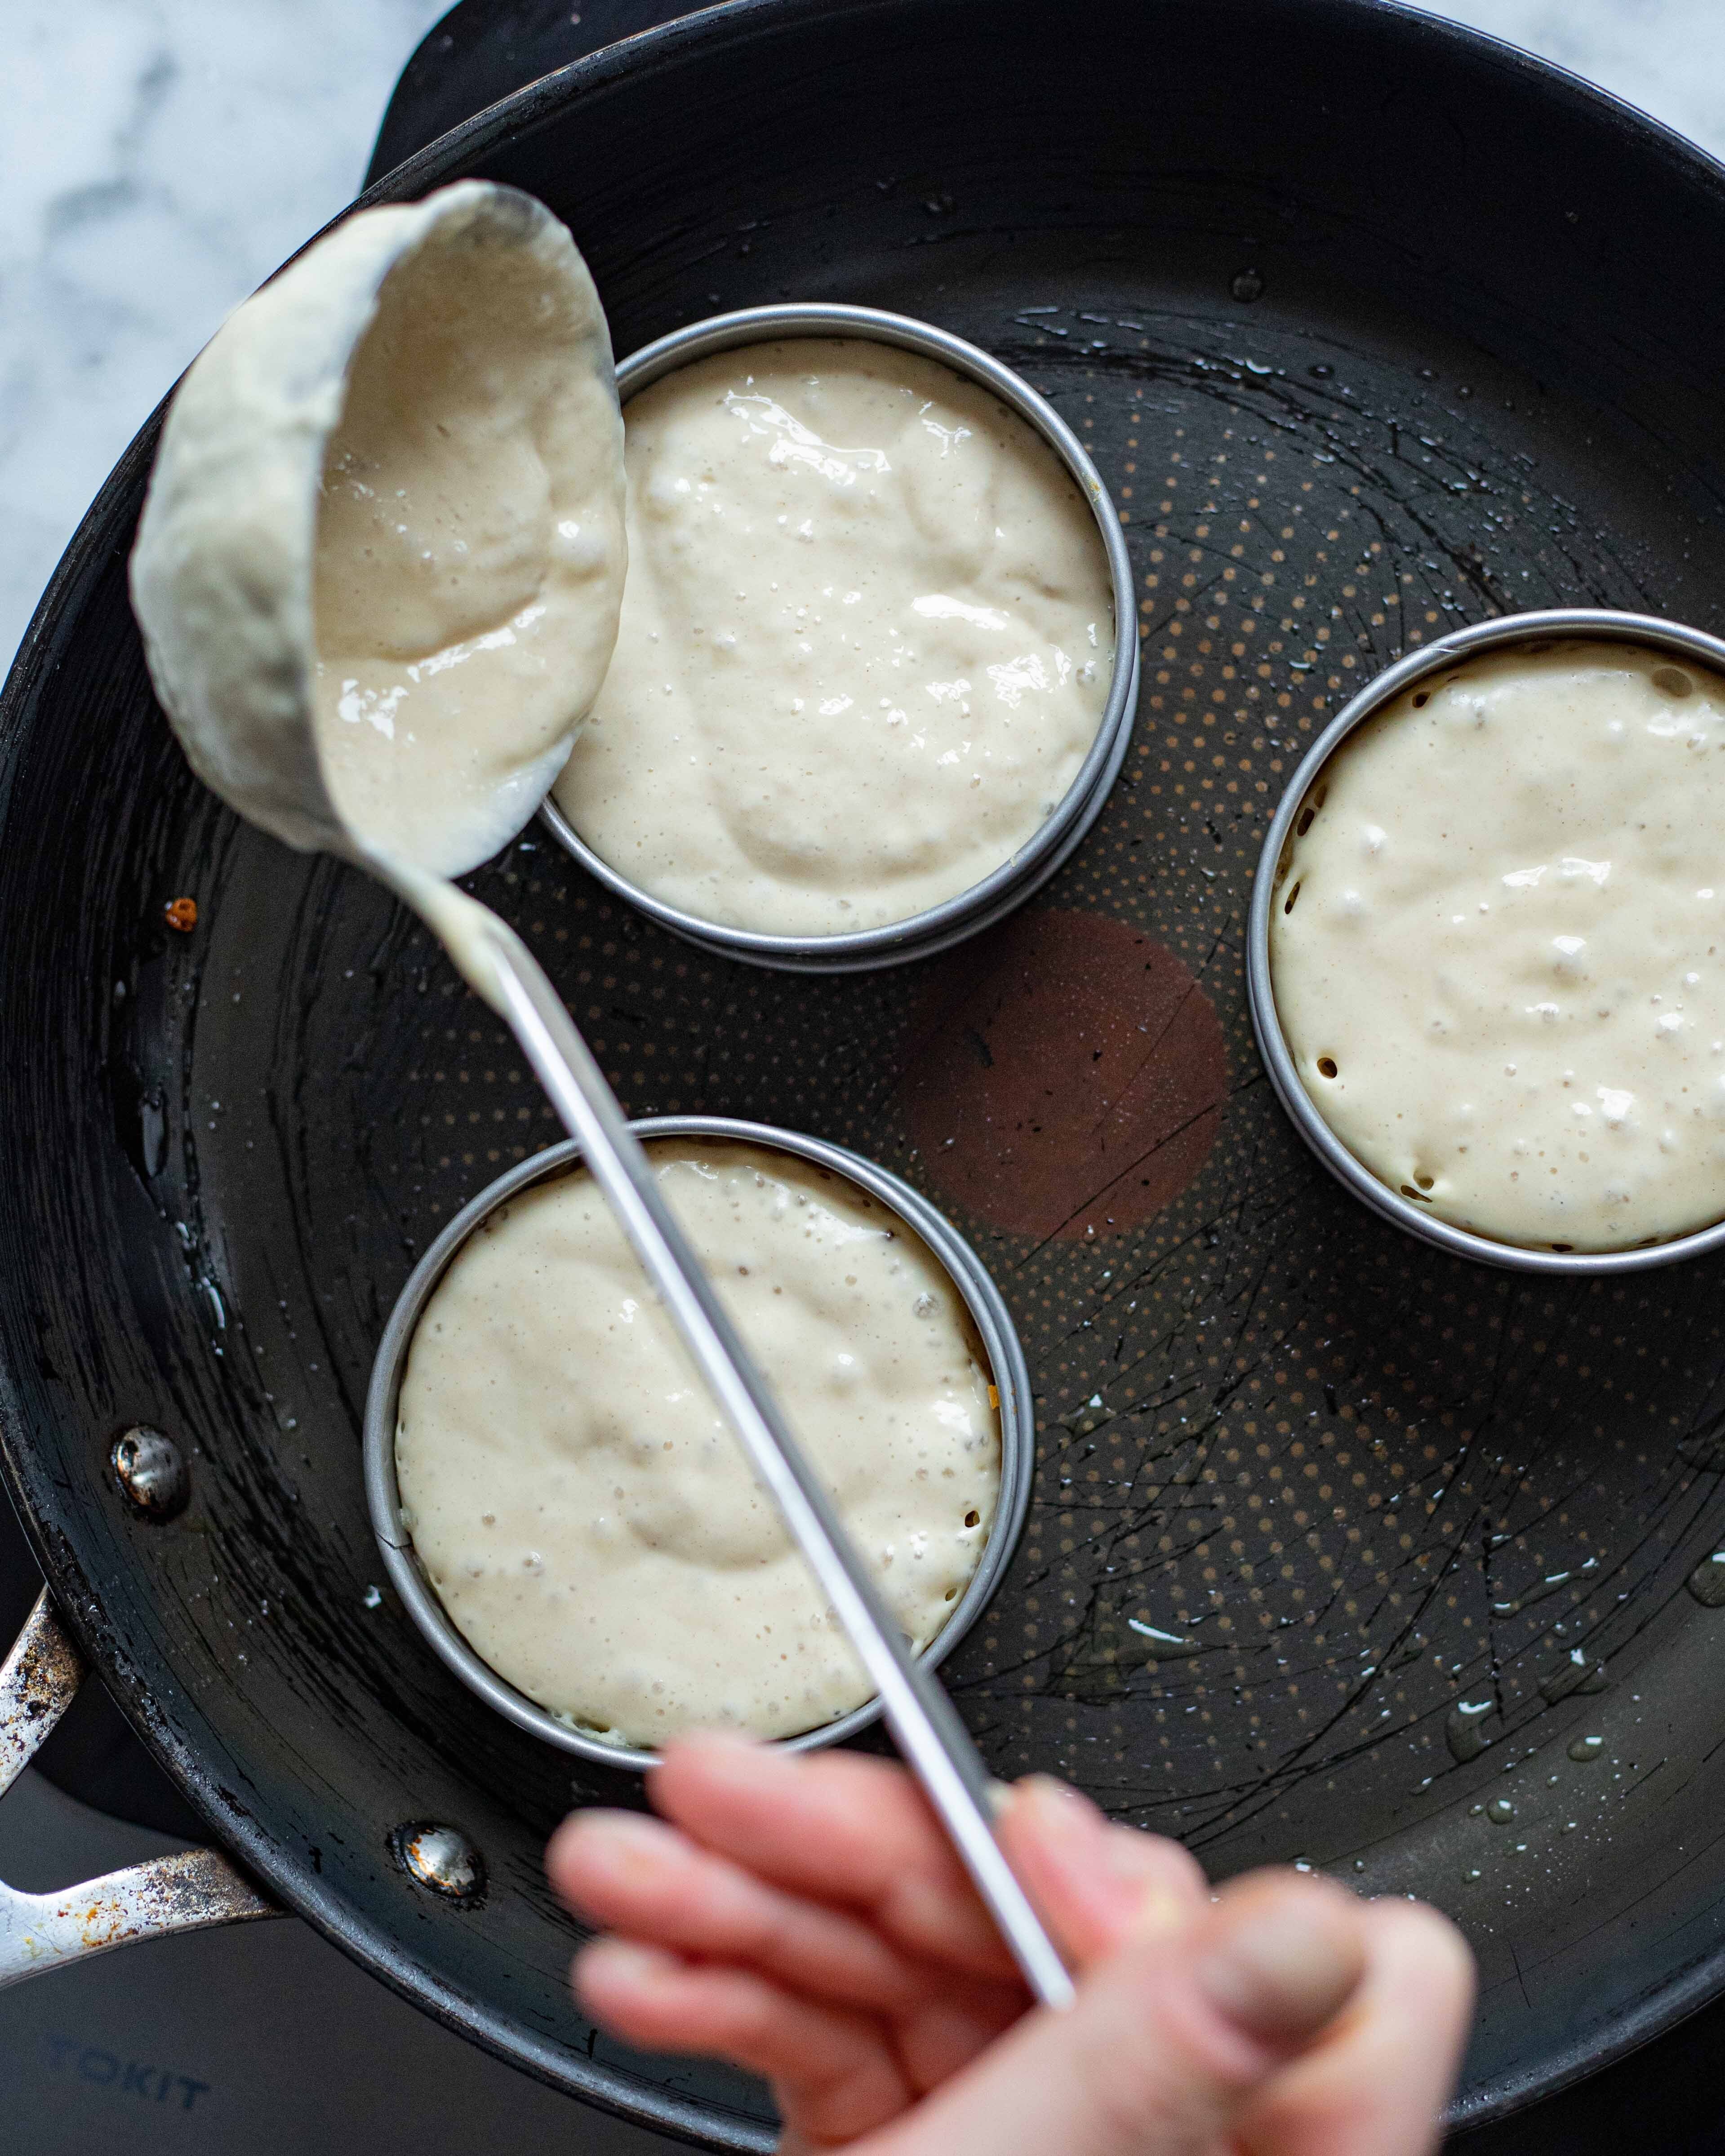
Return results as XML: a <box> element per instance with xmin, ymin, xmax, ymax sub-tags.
<box><xmin>0</xmin><ymin>1588</ymin><xmax>280</xmax><ymax>1987</ymax></box>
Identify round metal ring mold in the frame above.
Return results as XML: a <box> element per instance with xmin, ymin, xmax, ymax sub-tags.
<box><xmin>1248</xmin><ymin>607</ymin><xmax>1725</xmax><ymax>1276</ymax></box>
<box><xmin>539</xmin><ymin>300</ymin><xmax>1140</xmax><ymax>973</ymax></box>
<box><xmin>363</xmin><ymin>1115</ymin><xmax>1036</xmax><ymax>1767</ymax></box>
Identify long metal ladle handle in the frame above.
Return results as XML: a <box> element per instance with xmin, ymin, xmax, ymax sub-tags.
<box><xmin>474</xmin><ymin>908</ymin><xmax>1073</xmax><ymax>2009</ymax></box>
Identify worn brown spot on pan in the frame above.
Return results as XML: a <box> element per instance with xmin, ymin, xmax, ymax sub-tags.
<box><xmin>896</xmin><ymin>909</ymin><xmax>1226</xmax><ymax>1239</ymax></box>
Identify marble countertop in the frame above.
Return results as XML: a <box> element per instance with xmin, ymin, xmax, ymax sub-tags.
<box><xmin>4</xmin><ymin>0</ymin><xmax>1725</xmax><ymax>673</ymax></box>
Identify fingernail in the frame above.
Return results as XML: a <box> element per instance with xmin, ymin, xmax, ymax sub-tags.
<box><xmin>1103</xmin><ymin>1825</ymin><xmax>1165</xmax><ymax>1881</ymax></box>
<box><xmin>1014</xmin><ymin>1774</ymin><xmax>1103</xmax><ymax>1831</ymax></box>
<box><xmin>1102</xmin><ymin>1831</ymin><xmax>1195</xmax><ymax>1939</ymax></box>
<box><xmin>1132</xmin><ymin>1886</ymin><xmax>1191</xmax><ymax>1939</ymax></box>
<box><xmin>581</xmin><ymin>1937</ymin><xmax>678</xmax><ymax>1987</ymax></box>
<box><xmin>569</xmin><ymin>1813</ymin><xmax>669</xmax><ymax>1873</ymax></box>
<box><xmin>986</xmin><ymin>1778</ymin><xmax>1014</xmax><ymax>1818</ymax></box>
<box><xmin>663</xmin><ymin>1728</ymin><xmax>757</xmax><ymax>1757</ymax></box>
<box><xmin>1194</xmin><ymin>1893</ymin><xmax>1364</xmax><ymax>2042</ymax></box>
<box><xmin>571</xmin><ymin>1807</ymin><xmax>656</xmax><ymax>1837</ymax></box>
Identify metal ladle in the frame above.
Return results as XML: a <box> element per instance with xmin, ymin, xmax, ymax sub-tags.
<box><xmin>124</xmin><ymin>176</ymin><xmax>1071</xmax><ymax>2005</ymax></box>
<box><xmin>365</xmin><ymin>847</ymin><xmax>1077</xmax><ymax>2004</ymax></box>
<box><xmin>205</xmin><ymin>792</ymin><xmax>1079</xmax><ymax>2011</ymax></box>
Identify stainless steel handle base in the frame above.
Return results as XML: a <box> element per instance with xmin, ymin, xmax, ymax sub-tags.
<box><xmin>0</xmin><ymin>1590</ymin><xmax>279</xmax><ymax>1988</ymax></box>
<box><xmin>479</xmin><ymin>917</ymin><xmax>1076</xmax><ymax>2010</ymax></box>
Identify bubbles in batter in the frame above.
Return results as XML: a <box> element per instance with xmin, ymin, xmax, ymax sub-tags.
<box><xmin>395</xmin><ymin>1141</ymin><xmax>1001</xmax><ymax>1747</ymax></box>
<box><xmin>553</xmin><ymin>338</ymin><xmax>1114</xmax><ymax>935</ymax></box>
<box><xmin>1271</xmin><ymin>638</ymin><xmax>1725</xmax><ymax>1250</ymax></box>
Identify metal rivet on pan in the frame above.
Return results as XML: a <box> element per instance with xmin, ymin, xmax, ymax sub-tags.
<box><xmin>391</xmin><ymin>1821</ymin><xmax>486</xmax><ymax>1903</ymax></box>
<box><xmin>110</xmin><ymin>1427</ymin><xmax>190</xmax><ymax>1520</ymax></box>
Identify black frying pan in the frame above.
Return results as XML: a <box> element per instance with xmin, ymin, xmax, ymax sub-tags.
<box><xmin>8</xmin><ymin>0</ymin><xmax>1725</xmax><ymax>2145</ymax></box>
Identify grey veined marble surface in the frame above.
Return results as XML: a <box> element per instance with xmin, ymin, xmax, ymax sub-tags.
<box><xmin>0</xmin><ymin>0</ymin><xmax>448</xmax><ymax>672</ymax></box>
<box><xmin>3</xmin><ymin>0</ymin><xmax>1725</xmax><ymax>673</ymax></box>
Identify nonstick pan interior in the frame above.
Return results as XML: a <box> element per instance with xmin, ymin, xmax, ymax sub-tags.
<box><xmin>7</xmin><ymin>0</ymin><xmax>1725</xmax><ymax>2141</ymax></box>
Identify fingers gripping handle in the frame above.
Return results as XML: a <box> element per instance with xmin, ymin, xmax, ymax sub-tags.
<box><xmin>0</xmin><ymin>1589</ymin><xmax>279</xmax><ymax>1987</ymax></box>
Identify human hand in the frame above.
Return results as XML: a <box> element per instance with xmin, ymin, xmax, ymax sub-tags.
<box><xmin>548</xmin><ymin>1735</ymin><xmax>1473</xmax><ymax>2156</ymax></box>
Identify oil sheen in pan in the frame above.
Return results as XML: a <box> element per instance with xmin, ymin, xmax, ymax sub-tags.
<box><xmin>362</xmin><ymin>1116</ymin><xmax>1035</xmax><ymax>1766</ymax></box>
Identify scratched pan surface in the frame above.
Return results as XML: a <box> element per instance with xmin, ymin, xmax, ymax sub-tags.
<box><xmin>5</xmin><ymin>0</ymin><xmax>1725</xmax><ymax>2143</ymax></box>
